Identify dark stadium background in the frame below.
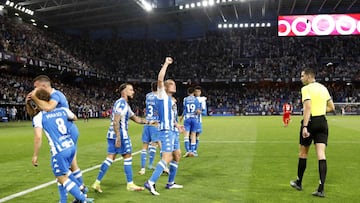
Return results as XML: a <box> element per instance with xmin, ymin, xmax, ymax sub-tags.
<box><xmin>0</xmin><ymin>0</ymin><xmax>359</xmax><ymax>120</ymax></box>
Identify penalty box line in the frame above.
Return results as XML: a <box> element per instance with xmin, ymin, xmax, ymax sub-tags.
<box><xmin>0</xmin><ymin>150</ymin><xmax>141</xmax><ymax>203</ymax></box>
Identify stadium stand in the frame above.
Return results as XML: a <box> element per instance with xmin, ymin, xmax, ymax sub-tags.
<box><xmin>0</xmin><ymin>14</ymin><xmax>359</xmax><ymax>119</ymax></box>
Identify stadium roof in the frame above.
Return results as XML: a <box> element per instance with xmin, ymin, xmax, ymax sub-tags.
<box><xmin>4</xmin><ymin>0</ymin><xmax>360</xmax><ymax>38</ymax></box>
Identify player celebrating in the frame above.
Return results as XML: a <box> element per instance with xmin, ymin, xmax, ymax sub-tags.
<box><xmin>29</xmin><ymin>89</ymin><xmax>93</xmax><ymax>203</ymax></box>
<box><xmin>181</xmin><ymin>87</ymin><xmax>201</xmax><ymax>157</ymax></box>
<box><xmin>139</xmin><ymin>81</ymin><xmax>160</xmax><ymax>175</ymax></box>
<box><xmin>92</xmin><ymin>83</ymin><xmax>154</xmax><ymax>193</ymax></box>
<box><xmin>28</xmin><ymin>75</ymin><xmax>87</xmax><ymax>196</ymax></box>
<box><xmin>144</xmin><ymin>57</ymin><xmax>184</xmax><ymax>196</ymax></box>
<box><xmin>194</xmin><ymin>86</ymin><xmax>206</xmax><ymax>155</ymax></box>
<box><xmin>282</xmin><ymin>102</ymin><xmax>293</xmax><ymax>127</ymax></box>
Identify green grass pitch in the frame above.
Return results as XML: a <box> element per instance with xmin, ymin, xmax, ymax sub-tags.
<box><xmin>0</xmin><ymin>116</ymin><xmax>359</xmax><ymax>203</ymax></box>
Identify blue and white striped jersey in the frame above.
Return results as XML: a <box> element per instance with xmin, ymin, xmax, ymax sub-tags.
<box><xmin>157</xmin><ymin>87</ymin><xmax>175</xmax><ymax>131</ymax></box>
<box><xmin>145</xmin><ymin>92</ymin><xmax>159</xmax><ymax>122</ymax></box>
<box><xmin>107</xmin><ymin>98</ymin><xmax>134</xmax><ymax>139</ymax></box>
<box><xmin>183</xmin><ymin>95</ymin><xmax>201</xmax><ymax>119</ymax></box>
<box><xmin>33</xmin><ymin>107</ymin><xmax>76</xmax><ymax>156</ymax></box>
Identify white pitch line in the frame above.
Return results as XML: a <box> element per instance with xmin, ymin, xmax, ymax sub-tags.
<box><xmin>0</xmin><ymin>150</ymin><xmax>141</xmax><ymax>203</ymax></box>
<box><xmin>201</xmin><ymin>140</ymin><xmax>360</xmax><ymax>144</ymax></box>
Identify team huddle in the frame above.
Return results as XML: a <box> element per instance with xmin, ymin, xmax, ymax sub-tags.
<box><xmin>25</xmin><ymin>57</ymin><xmax>207</xmax><ymax>202</ymax></box>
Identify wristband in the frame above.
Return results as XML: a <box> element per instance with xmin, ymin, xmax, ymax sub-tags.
<box><xmin>302</xmin><ymin>126</ymin><xmax>307</xmax><ymax>128</ymax></box>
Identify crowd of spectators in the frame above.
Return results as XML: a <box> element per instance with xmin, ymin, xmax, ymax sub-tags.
<box><xmin>0</xmin><ymin>15</ymin><xmax>360</xmax><ymax>119</ymax></box>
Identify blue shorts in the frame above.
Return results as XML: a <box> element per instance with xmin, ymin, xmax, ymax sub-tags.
<box><xmin>159</xmin><ymin>130</ymin><xmax>175</xmax><ymax>153</ymax></box>
<box><xmin>141</xmin><ymin>125</ymin><xmax>160</xmax><ymax>143</ymax></box>
<box><xmin>51</xmin><ymin>146</ymin><xmax>76</xmax><ymax>177</ymax></box>
<box><xmin>107</xmin><ymin>138</ymin><xmax>132</xmax><ymax>155</ymax></box>
<box><xmin>184</xmin><ymin>117</ymin><xmax>199</xmax><ymax>132</ymax></box>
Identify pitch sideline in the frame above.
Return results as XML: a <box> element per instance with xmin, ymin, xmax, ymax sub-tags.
<box><xmin>0</xmin><ymin>150</ymin><xmax>142</xmax><ymax>203</ymax></box>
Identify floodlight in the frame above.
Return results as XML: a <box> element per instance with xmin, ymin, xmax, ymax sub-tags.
<box><xmin>179</xmin><ymin>5</ymin><xmax>183</xmax><ymax>9</ymax></box>
<box><xmin>255</xmin><ymin>23</ymin><xmax>260</xmax><ymax>27</ymax></box>
<box><xmin>261</xmin><ymin>23</ymin><xmax>265</xmax><ymax>27</ymax></box>
<box><xmin>266</xmin><ymin>22</ymin><xmax>271</xmax><ymax>27</ymax></box>
<box><xmin>223</xmin><ymin>24</ymin><xmax>228</xmax><ymax>28</ymax></box>
<box><xmin>234</xmin><ymin>24</ymin><xmax>238</xmax><ymax>28</ymax></box>
<box><xmin>191</xmin><ymin>3</ymin><xmax>195</xmax><ymax>8</ymax></box>
<box><xmin>197</xmin><ymin>2</ymin><xmax>201</xmax><ymax>7</ymax></box>
<box><xmin>218</xmin><ymin>24</ymin><xmax>222</xmax><ymax>28</ymax></box>
<box><xmin>5</xmin><ymin>1</ymin><xmax>10</xmax><ymax>6</ymax></box>
<box><xmin>185</xmin><ymin>4</ymin><xmax>190</xmax><ymax>9</ymax></box>
<box><xmin>228</xmin><ymin>24</ymin><xmax>233</xmax><ymax>28</ymax></box>
<box><xmin>202</xmin><ymin>1</ymin><xmax>208</xmax><ymax>7</ymax></box>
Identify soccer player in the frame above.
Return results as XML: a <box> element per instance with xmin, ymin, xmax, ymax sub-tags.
<box><xmin>27</xmin><ymin>75</ymin><xmax>87</xmax><ymax>194</ymax></box>
<box><xmin>29</xmin><ymin>89</ymin><xmax>93</xmax><ymax>203</ymax></box>
<box><xmin>139</xmin><ymin>81</ymin><xmax>160</xmax><ymax>175</ymax></box>
<box><xmin>290</xmin><ymin>68</ymin><xmax>335</xmax><ymax>198</ymax></box>
<box><xmin>282</xmin><ymin>102</ymin><xmax>292</xmax><ymax>127</ymax></box>
<box><xmin>194</xmin><ymin>86</ymin><xmax>206</xmax><ymax>155</ymax></box>
<box><xmin>144</xmin><ymin>57</ymin><xmax>184</xmax><ymax>196</ymax></box>
<box><xmin>181</xmin><ymin>87</ymin><xmax>201</xmax><ymax>157</ymax></box>
<box><xmin>92</xmin><ymin>83</ymin><xmax>154</xmax><ymax>192</ymax></box>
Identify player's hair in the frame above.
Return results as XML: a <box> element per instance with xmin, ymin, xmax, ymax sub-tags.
<box><xmin>35</xmin><ymin>89</ymin><xmax>51</xmax><ymax>101</ymax></box>
<box><xmin>151</xmin><ymin>81</ymin><xmax>157</xmax><ymax>91</ymax></box>
<box><xmin>164</xmin><ymin>79</ymin><xmax>175</xmax><ymax>87</ymax></box>
<box><xmin>194</xmin><ymin>86</ymin><xmax>202</xmax><ymax>91</ymax></box>
<box><xmin>33</xmin><ymin>75</ymin><xmax>51</xmax><ymax>84</ymax></box>
<box><xmin>187</xmin><ymin>87</ymin><xmax>195</xmax><ymax>94</ymax></box>
<box><xmin>117</xmin><ymin>83</ymin><xmax>131</xmax><ymax>93</ymax></box>
<box><xmin>26</xmin><ymin>101</ymin><xmax>39</xmax><ymax>118</ymax></box>
<box><xmin>303</xmin><ymin>68</ymin><xmax>315</xmax><ymax>78</ymax></box>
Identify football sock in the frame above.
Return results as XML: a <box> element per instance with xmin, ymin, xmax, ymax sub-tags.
<box><xmin>97</xmin><ymin>158</ymin><xmax>113</xmax><ymax>181</ymax></box>
<box><xmin>72</xmin><ymin>168</ymin><xmax>84</xmax><ymax>185</ymax></box>
<box><xmin>168</xmin><ymin>161</ymin><xmax>178</xmax><ymax>184</ymax></box>
<box><xmin>67</xmin><ymin>171</ymin><xmax>81</xmax><ymax>187</ymax></box>
<box><xmin>297</xmin><ymin>158</ymin><xmax>307</xmax><ymax>184</ymax></box>
<box><xmin>141</xmin><ymin>149</ymin><xmax>147</xmax><ymax>168</ymax></box>
<box><xmin>57</xmin><ymin>182</ymin><xmax>68</xmax><ymax>203</ymax></box>
<box><xmin>62</xmin><ymin>179</ymin><xmax>85</xmax><ymax>201</ymax></box>
<box><xmin>190</xmin><ymin>143</ymin><xmax>196</xmax><ymax>153</ymax></box>
<box><xmin>124</xmin><ymin>157</ymin><xmax>133</xmax><ymax>183</ymax></box>
<box><xmin>195</xmin><ymin>137</ymin><xmax>200</xmax><ymax>151</ymax></box>
<box><xmin>149</xmin><ymin>160</ymin><xmax>166</xmax><ymax>183</ymax></box>
<box><xmin>148</xmin><ymin>145</ymin><xmax>157</xmax><ymax>167</ymax></box>
<box><xmin>318</xmin><ymin>159</ymin><xmax>327</xmax><ymax>192</ymax></box>
<box><xmin>184</xmin><ymin>137</ymin><xmax>190</xmax><ymax>152</ymax></box>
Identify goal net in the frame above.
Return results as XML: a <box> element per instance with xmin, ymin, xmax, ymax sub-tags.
<box><xmin>334</xmin><ymin>103</ymin><xmax>360</xmax><ymax>115</ymax></box>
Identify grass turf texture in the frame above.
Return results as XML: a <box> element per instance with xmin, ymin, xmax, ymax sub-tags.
<box><xmin>0</xmin><ymin>116</ymin><xmax>359</xmax><ymax>202</ymax></box>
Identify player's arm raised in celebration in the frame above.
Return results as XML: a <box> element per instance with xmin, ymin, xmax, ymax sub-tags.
<box><xmin>157</xmin><ymin>57</ymin><xmax>173</xmax><ymax>91</ymax></box>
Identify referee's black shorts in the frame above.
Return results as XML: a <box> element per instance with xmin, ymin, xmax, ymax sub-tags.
<box><xmin>299</xmin><ymin>115</ymin><xmax>328</xmax><ymax>146</ymax></box>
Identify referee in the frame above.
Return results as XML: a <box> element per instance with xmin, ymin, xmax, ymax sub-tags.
<box><xmin>290</xmin><ymin>68</ymin><xmax>335</xmax><ymax>198</ymax></box>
